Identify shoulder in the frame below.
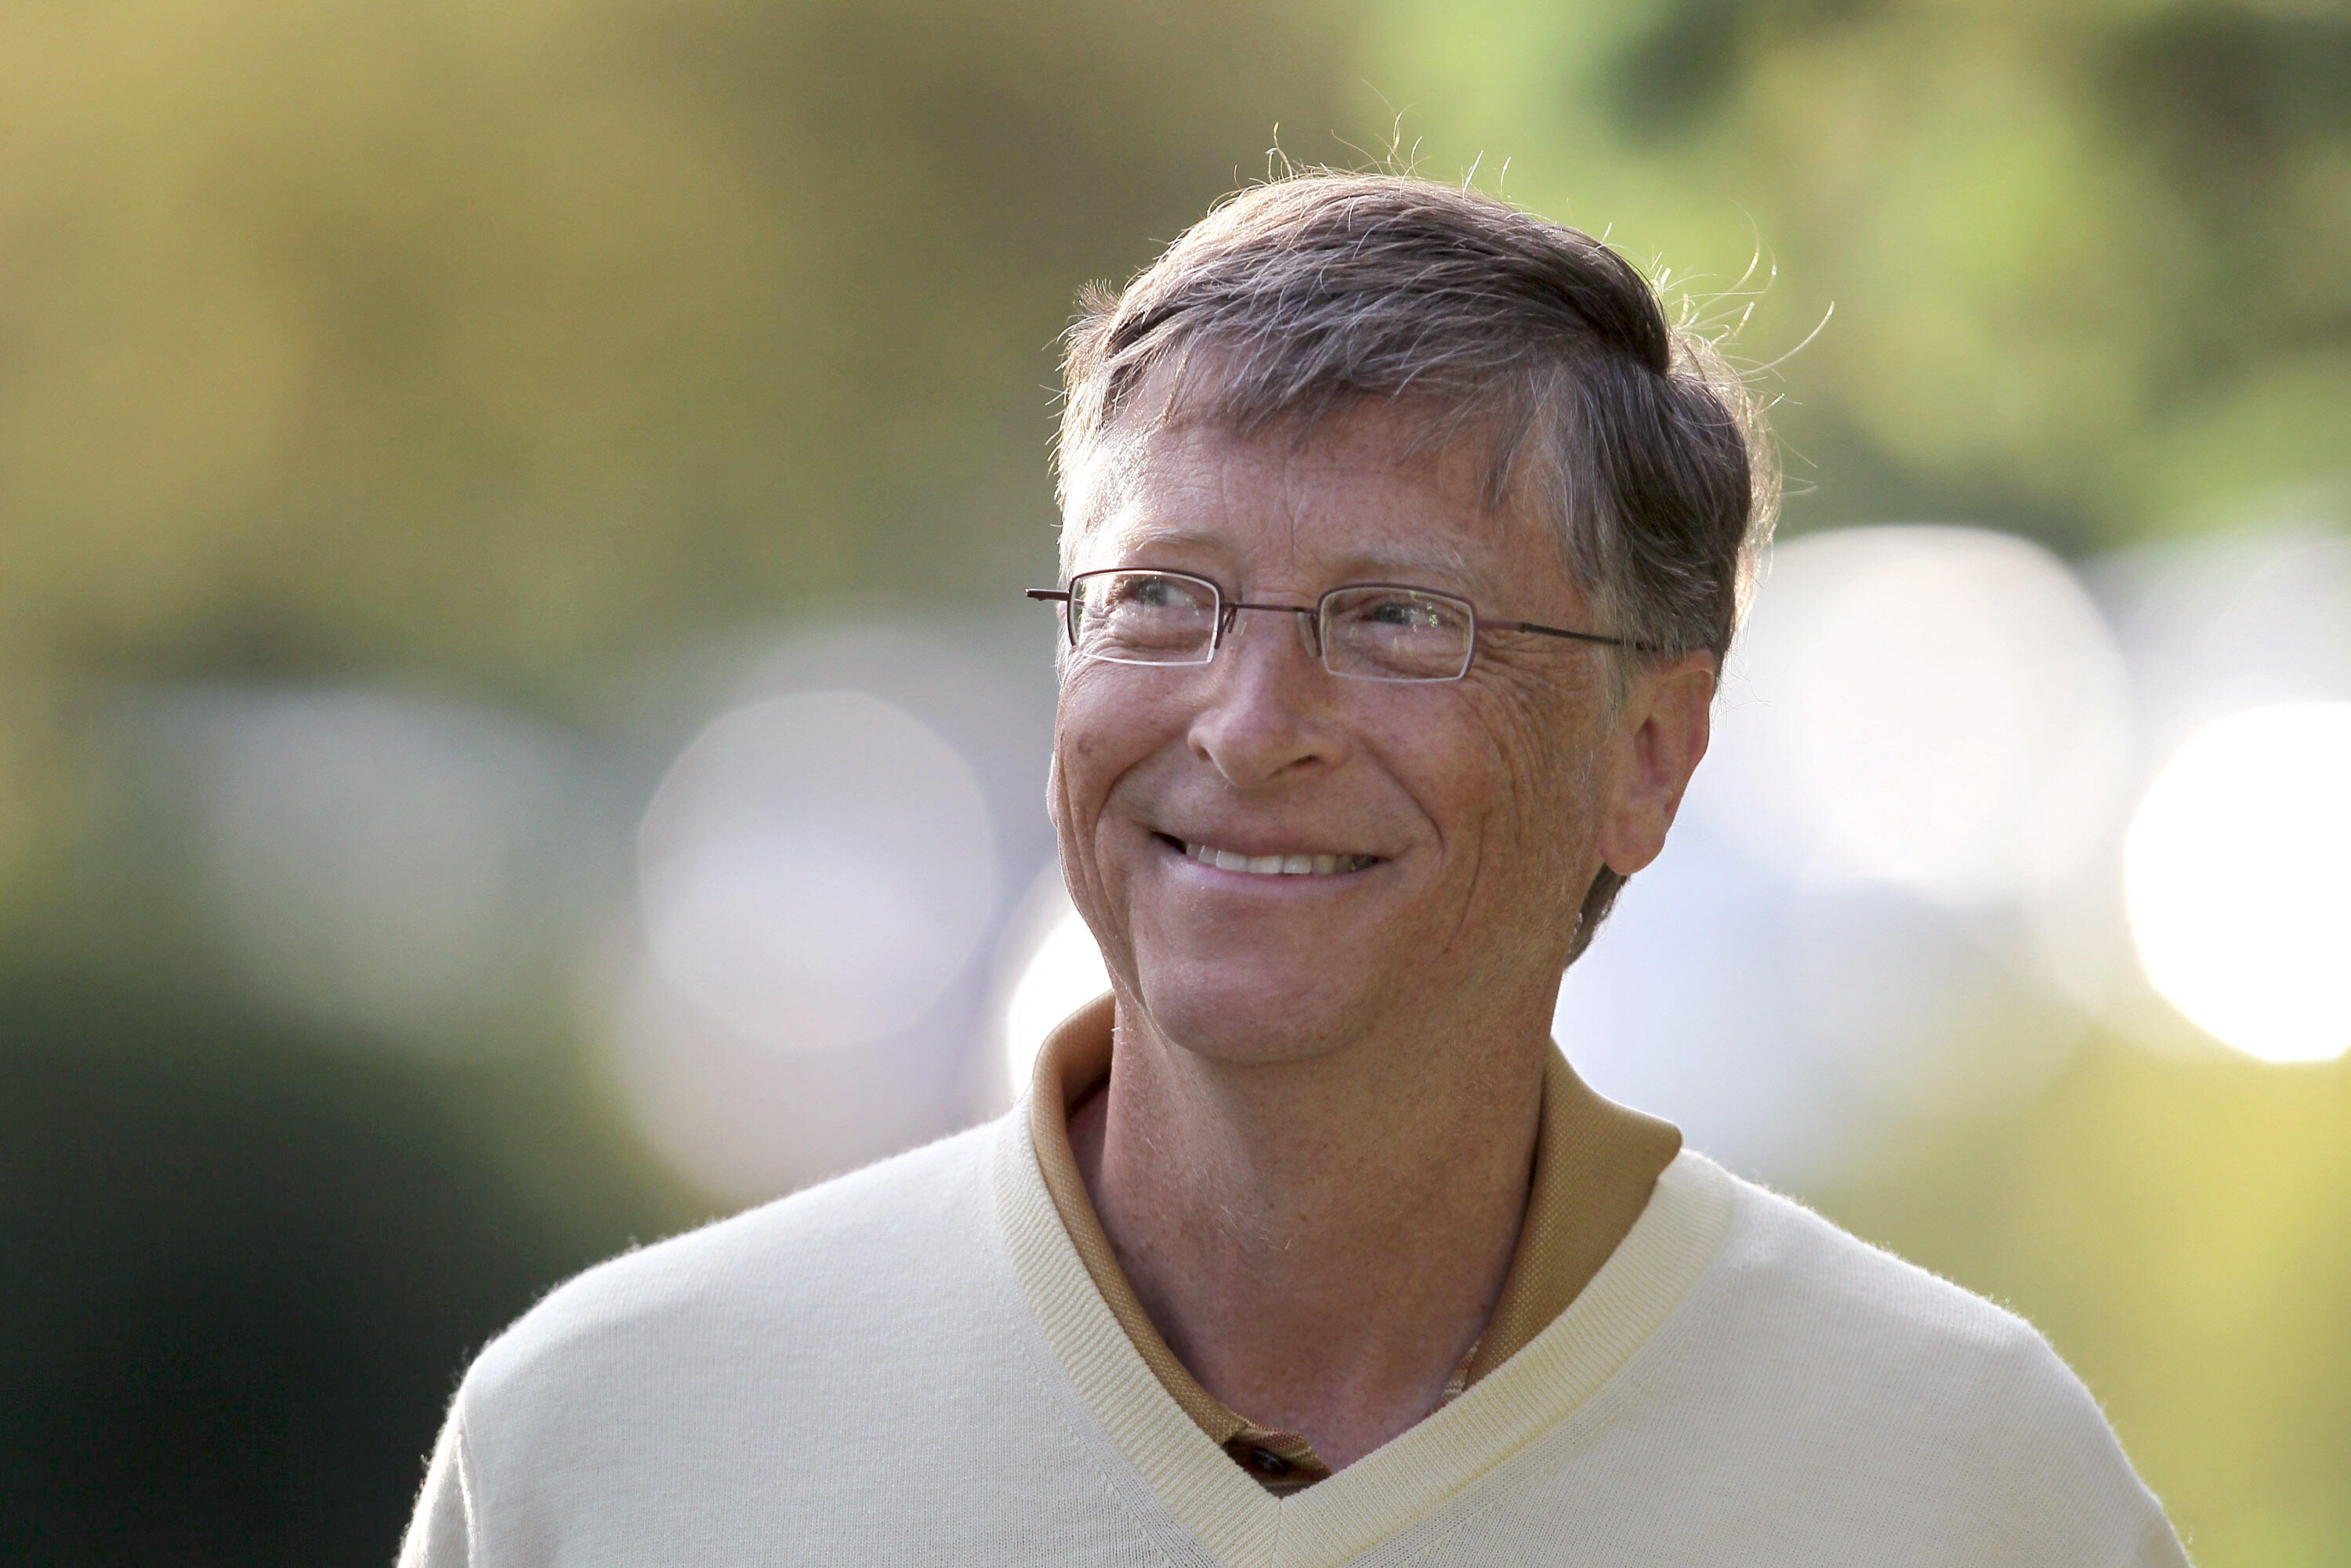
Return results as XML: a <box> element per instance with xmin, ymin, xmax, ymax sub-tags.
<box><xmin>460</xmin><ymin>1117</ymin><xmax>1004</xmax><ymax>1418</ymax></box>
<box><xmin>411</xmin><ymin>1117</ymin><xmax>1095</xmax><ymax>1559</ymax></box>
<box><xmin>1667</xmin><ymin>1164</ymin><xmax>2184</xmax><ymax>1563</ymax></box>
<box><xmin>1708</xmin><ymin>1168</ymin><xmax>2074</xmax><ymax>1398</ymax></box>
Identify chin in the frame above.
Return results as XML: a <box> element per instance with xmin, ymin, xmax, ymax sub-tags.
<box><xmin>1125</xmin><ymin>951</ymin><xmax>1385</xmax><ymax>1066</ymax></box>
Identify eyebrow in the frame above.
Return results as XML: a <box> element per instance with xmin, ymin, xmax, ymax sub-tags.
<box><xmin>1092</xmin><ymin>523</ymin><xmax>1477</xmax><ymax>586</ymax></box>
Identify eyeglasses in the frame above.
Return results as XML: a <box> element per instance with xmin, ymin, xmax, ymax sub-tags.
<box><xmin>1024</xmin><ymin>569</ymin><xmax>1650</xmax><ymax>683</ymax></box>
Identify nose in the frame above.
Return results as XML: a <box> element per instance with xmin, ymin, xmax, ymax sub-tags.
<box><xmin>1186</xmin><ymin>605</ymin><xmax>1342</xmax><ymax>788</ymax></box>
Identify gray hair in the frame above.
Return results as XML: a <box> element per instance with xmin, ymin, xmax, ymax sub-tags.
<box><xmin>1054</xmin><ymin>172</ymin><xmax>1778</xmax><ymax>958</ymax></box>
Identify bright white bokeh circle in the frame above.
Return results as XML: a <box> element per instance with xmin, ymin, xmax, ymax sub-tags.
<box><xmin>994</xmin><ymin>867</ymin><xmax>1110</xmax><ymax>1099</ymax></box>
<box><xmin>2124</xmin><ymin>701</ymin><xmax>2351</xmax><ymax>1064</ymax></box>
<box><xmin>637</xmin><ymin>690</ymin><xmax>996</xmax><ymax>1053</ymax></box>
<box><xmin>1696</xmin><ymin>525</ymin><xmax>2130</xmax><ymax>904</ymax></box>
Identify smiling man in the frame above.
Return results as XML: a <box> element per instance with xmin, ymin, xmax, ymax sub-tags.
<box><xmin>400</xmin><ymin>175</ymin><xmax>2187</xmax><ymax>1566</ymax></box>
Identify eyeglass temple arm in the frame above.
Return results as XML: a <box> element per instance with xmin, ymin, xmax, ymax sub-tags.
<box><xmin>1027</xmin><ymin>588</ymin><xmax>1320</xmax><ymax>612</ymax></box>
<box><xmin>1484</xmin><ymin>617</ymin><xmax>1663</xmax><ymax>654</ymax></box>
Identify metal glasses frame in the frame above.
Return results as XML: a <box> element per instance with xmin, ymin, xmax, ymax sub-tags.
<box><xmin>1024</xmin><ymin>567</ymin><xmax>1656</xmax><ymax>682</ymax></box>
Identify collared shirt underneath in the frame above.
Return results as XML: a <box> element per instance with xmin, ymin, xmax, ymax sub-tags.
<box><xmin>1027</xmin><ymin>994</ymin><xmax>1678</xmax><ymax>1494</ymax></box>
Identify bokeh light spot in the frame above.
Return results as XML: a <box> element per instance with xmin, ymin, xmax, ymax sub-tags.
<box><xmin>178</xmin><ymin>687</ymin><xmax>596</xmax><ymax>1054</ymax></box>
<box><xmin>637</xmin><ymin>690</ymin><xmax>996</xmax><ymax>1054</ymax></box>
<box><xmin>2125</xmin><ymin>701</ymin><xmax>2351</xmax><ymax>1064</ymax></box>
<box><xmin>1697</xmin><ymin>525</ymin><xmax>2129</xmax><ymax>904</ymax></box>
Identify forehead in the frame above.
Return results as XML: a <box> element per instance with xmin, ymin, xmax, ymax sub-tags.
<box><xmin>1064</xmin><ymin>402</ymin><xmax>1545</xmax><ymax>584</ymax></box>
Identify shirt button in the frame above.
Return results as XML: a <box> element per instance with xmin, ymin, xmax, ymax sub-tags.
<box><xmin>1246</xmin><ymin>1447</ymin><xmax>1291</xmax><ymax>1476</ymax></box>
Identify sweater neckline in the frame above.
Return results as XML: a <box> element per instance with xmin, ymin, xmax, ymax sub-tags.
<box><xmin>991</xmin><ymin>1017</ymin><xmax>1734</xmax><ymax>1568</ymax></box>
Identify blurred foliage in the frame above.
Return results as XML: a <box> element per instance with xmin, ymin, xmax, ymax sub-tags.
<box><xmin>0</xmin><ymin>964</ymin><xmax>701</xmax><ymax>1564</ymax></box>
<box><xmin>1</xmin><ymin>0</ymin><xmax>2346</xmax><ymax>1563</ymax></box>
<box><xmin>1370</xmin><ymin>0</ymin><xmax>2351</xmax><ymax>549</ymax></box>
<box><xmin>0</xmin><ymin>0</ymin><xmax>1350</xmax><ymax>694</ymax></box>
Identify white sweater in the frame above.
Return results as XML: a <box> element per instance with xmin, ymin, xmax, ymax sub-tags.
<box><xmin>399</xmin><ymin>1108</ymin><xmax>2189</xmax><ymax>1567</ymax></box>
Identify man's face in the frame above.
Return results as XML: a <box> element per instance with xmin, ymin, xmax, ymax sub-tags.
<box><xmin>1050</xmin><ymin>402</ymin><xmax>1702</xmax><ymax>1063</ymax></box>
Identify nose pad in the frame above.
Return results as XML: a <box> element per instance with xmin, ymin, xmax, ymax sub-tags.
<box><xmin>1292</xmin><ymin>607</ymin><xmax>1324</xmax><ymax>662</ymax></box>
<box><xmin>1214</xmin><ymin>603</ymin><xmax>1327</xmax><ymax>668</ymax></box>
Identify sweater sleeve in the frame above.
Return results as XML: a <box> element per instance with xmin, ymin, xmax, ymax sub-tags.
<box><xmin>397</xmin><ymin>1398</ymin><xmax>476</xmax><ymax>1568</ymax></box>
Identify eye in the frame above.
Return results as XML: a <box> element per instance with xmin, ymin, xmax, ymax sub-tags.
<box><xmin>1364</xmin><ymin>596</ymin><xmax>1447</xmax><ymax>629</ymax></box>
<box><xmin>1131</xmin><ymin>575</ymin><xmax>1190</xmax><ymax>610</ymax></box>
<box><xmin>1099</xmin><ymin>571</ymin><xmax>1212</xmax><ymax>612</ymax></box>
<box><xmin>1333</xmin><ymin>588</ymin><xmax>1470</xmax><ymax>636</ymax></box>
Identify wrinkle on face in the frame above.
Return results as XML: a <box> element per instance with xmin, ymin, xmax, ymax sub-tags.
<box><xmin>1051</xmin><ymin>398</ymin><xmax>1637</xmax><ymax>1066</ymax></box>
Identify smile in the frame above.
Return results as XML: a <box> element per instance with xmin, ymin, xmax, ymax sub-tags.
<box><xmin>1168</xmin><ymin>837</ymin><xmax>1380</xmax><ymax>876</ymax></box>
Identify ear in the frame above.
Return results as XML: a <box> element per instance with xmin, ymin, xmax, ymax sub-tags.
<box><xmin>1593</xmin><ymin>652</ymin><xmax>1716</xmax><ymax>877</ymax></box>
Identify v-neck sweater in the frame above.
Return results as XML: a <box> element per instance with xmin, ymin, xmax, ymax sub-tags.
<box><xmin>1024</xmin><ymin>994</ymin><xmax>1682</xmax><ymax>1490</ymax></box>
<box><xmin>399</xmin><ymin>1101</ymin><xmax>2189</xmax><ymax>1568</ymax></box>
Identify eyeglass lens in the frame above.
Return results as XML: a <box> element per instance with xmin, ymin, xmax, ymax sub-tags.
<box><xmin>1320</xmin><ymin>585</ymin><xmax>1476</xmax><ymax>681</ymax></box>
<box><xmin>1070</xmin><ymin>570</ymin><xmax>1222</xmax><ymax>665</ymax></box>
<box><xmin>1067</xmin><ymin>570</ymin><xmax>1476</xmax><ymax>682</ymax></box>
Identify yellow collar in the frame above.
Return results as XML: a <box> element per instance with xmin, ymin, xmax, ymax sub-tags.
<box><xmin>1024</xmin><ymin>993</ymin><xmax>1682</xmax><ymax>1483</ymax></box>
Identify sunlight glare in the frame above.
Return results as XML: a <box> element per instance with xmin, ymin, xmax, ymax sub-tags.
<box><xmin>2124</xmin><ymin>701</ymin><xmax>2351</xmax><ymax>1064</ymax></box>
<box><xmin>1696</xmin><ymin>526</ymin><xmax>2129</xmax><ymax>904</ymax></box>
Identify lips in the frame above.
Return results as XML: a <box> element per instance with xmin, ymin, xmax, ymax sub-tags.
<box><xmin>1171</xmin><ymin>838</ymin><xmax>1380</xmax><ymax>876</ymax></box>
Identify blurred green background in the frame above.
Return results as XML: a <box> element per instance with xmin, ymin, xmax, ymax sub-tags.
<box><xmin>2</xmin><ymin>0</ymin><xmax>2346</xmax><ymax>1562</ymax></box>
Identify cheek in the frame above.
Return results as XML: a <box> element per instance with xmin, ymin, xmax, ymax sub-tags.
<box><xmin>1449</xmin><ymin>683</ymin><xmax>1607</xmax><ymax>884</ymax></box>
<box><xmin>1051</xmin><ymin>671</ymin><xmax>1168</xmax><ymax>831</ymax></box>
<box><xmin>1049</xmin><ymin>708</ymin><xmax>1108</xmax><ymax>838</ymax></box>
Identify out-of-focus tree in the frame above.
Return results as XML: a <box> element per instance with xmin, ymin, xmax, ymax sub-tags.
<box><xmin>1366</xmin><ymin>0</ymin><xmax>2351</xmax><ymax>548</ymax></box>
<box><xmin>0</xmin><ymin>0</ymin><xmax>1354</xmax><ymax>907</ymax></box>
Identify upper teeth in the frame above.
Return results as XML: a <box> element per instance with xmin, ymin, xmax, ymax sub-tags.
<box><xmin>1180</xmin><ymin>842</ymin><xmax>1373</xmax><ymax>875</ymax></box>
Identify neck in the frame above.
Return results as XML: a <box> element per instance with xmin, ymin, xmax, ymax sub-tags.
<box><xmin>1068</xmin><ymin>995</ymin><xmax>1547</xmax><ymax>1470</ymax></box>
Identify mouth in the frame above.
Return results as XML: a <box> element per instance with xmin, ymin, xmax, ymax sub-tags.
<box><xmin>1157</xmin><ymin>833</ymin><xmax>1382</xmax><ymax>877</ymax></box>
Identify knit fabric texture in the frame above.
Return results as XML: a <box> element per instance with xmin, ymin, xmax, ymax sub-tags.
<box><xmin>398</xmin><ymin>1110</ymin><xmax>2190</xmax><ymax>1567</ymax></box>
